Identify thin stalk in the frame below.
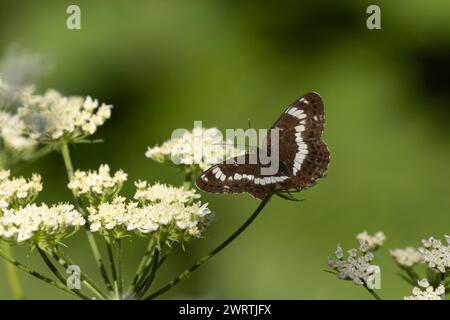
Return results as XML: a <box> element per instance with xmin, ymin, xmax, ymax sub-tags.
<box><xmin>52</xmin><ymin>248</ymin><xmax>109</xmax><ymax>300</ymax></box>
<box><xmin>133</xmin><ymin>250</ymin><xmax>158</xmax><ymax>297</ymax></box>
<box><xmin>363</xmin><ymin>284</ymin><xmax>382</xmax><ymax>300</ymax></box>
<box><xmin>1</xmin><ymin>243</ymin><xmax>24</xmax><ymax>299</ymax></box>
<box><xmin>144</xmin><ymin>194</ymin><xmax>273</xmax><ymax>300</ymax></box>
<box><xmin>37</xmin><ymin>248</ymin><xmax>90</xmax><ymax>300</ymax></box>
<box><xmin>106</xmin><ymin>238</ymin><xmax>119</xmax><ymax>299</ymax></box>
<box><xmin>60</xmin><ymin>142</ymin><xmax>113</xmax><ymax>293</ymax></box>
<box><xmin>116</xmin><ymin>239</ymin><xmax>124</xmax><ymax>299</ymax></box>
<box><xmin>0</xmin><ymin>249</ymin><xmax>79</xmax><ymax>298</ymax></box>
<box><xmin>128</xmin><ymin>239</ymin><xmax>155</xmax><ymax>294</ymax></box>
<box><xmin>136</xmin><ymin>249</ymin><xmax>159</xmax><ymax>298</ymax></box>
<box><xmin>85</xmin><ymin>232</ymin><xmax>113</xmax><ymax>293</ymax></box>
<box><xmin>405</xmin><ymin>267</ymin><xmax>420</xmax><ymax>283</ymax></box>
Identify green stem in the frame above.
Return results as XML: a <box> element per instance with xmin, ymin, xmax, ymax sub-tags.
<box><xmin>60</xmin><ymin>142</ymin><xmax>114</xmax><ymax>294</ymax></box>
<box><xmin>61</xmin><ymin>142</ymin><xmax>75</xmax><ymax>179</ymax></box>
<box><xmin>363</xmin><ymin>284</ymin><xmax>382</xmax><ymax>300</ymax></box>
<box><xmin>106</xmin><ymin>238</ymin><xmax>119</xmax><ymax>299</ymax></box>
<box><xmin>1</xmin><ymin>243</ymin><xmax>24</xmax><ymax>299</ymax></box>
<box><xmin>0</xmin><ymin>249</ymin><xmax>79</xmax><ymax>298</ymax></box>
<box><xmin>128</xmin><ymin>239</ymin><xmax>155</xmax><ymax>296</ymax></box>
<box><xmin>116</xmin><ymin>239</ymin><xmax>124</xmax><ymax>299</ymax></box>
<box><xmin>37</xmin><ymin>248</ymin><xmax>90</xmax><ymax>300</ymax></box>
<box><xmin>144</xmin><ymin>193</ymin><xmax>273</xmax><ymax>300</ymax></box>
<box><xmin>136</xmin><ymin>249</ymin><xmax>159</xmax><ymax>298</ymax></box>
<box><xmin>405</xmin><ymin>267</ymin><xmax>420</xmax><ymax>283</ymax></box>
<box><xmin>183</xmin><ymin>170</ymin><xmax>193</xmax><ymax>189</ymax></box>
<box><xmin>52</xmin><ymin>248</ymin><xmax>109</xmax><ymax>300</ymax></box>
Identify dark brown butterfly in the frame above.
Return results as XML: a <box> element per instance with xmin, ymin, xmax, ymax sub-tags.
<box><xmin>196</xmin><ymin>92</ymin><xmax>330</xmax><ymax>200</ymax></box>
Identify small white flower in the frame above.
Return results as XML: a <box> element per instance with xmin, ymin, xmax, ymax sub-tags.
<box><xmin>0</xmin><ymin>203</ymin><xmax>85</xmax><ymax>245</ymax></box>
<box><xmin>328</xmin><ymin>241</ymin><xmax>378</xmax><ymax>286</ymax></box>
<box><xmin>404</xmin><ymin>279</ymin><xmax>445</xmax><ymax>300</ymax></box>
<box><xmin>18</xmin><ymin>89</ymin><xmax>112</xmax><ymax>142</ymax></box>
<box><xmin>418</xmin><ymin>236</ymin><xmax>449</xmax><ymax>274</ymax></box>
<box><xmin>88</xmin><ymin>182</ymin><xmax>213</xmax><ymax>244</ymax></box>
<box><xmin>146</xmin><ymin>127</ymin><xmax>243</xmax><ymax>171</ymax></box>
<box><xmin>356</xmin><ymin>231</ymin><xmax>386</xmax><ymax>250</ymax></box>
<box><xmin>134</xmin><ymin>181</ymin><xmax>199</xmax><ymax>204</ymax></box>
<box><xmin>68</xmin><ymin>164</ymin><xmax>127</xmax><ymax>202</ymax></box>
<box><xmin>0</xmin><ymin>111</ymin><xmax>37</xmax><ymax>150</ymax></box>
<box><xmin>0</xmin><ymin>171</ymin><xmax>43</xmax><ymax>208</ymax></box>
<box><xmin>390</xmin><ymin>247</ymin><xmax>422</xmax><ymax>268</ymax></box>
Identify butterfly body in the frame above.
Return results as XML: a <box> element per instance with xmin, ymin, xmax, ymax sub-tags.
<box><xmin>196</xmin><ymin>92</ymin><xmax>330</xmax><ymax>200</ymax></box>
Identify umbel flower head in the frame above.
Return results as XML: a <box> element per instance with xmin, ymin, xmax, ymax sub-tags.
<box><xmin>18</xmin><ymin>89</ymin><xmax>112</xmax><ymax>142</ymax></box>
<box><xmin>404</xmin><ymin>279</ymin><xmax>445</xmax><ymax>300</ymax></box>
<box><xmin>418</xmin><ymin>236</ymin><xmax>449</xmax><ymax>274</ymax></box>
<box><xmin>68</xmin><ymin>164</ymin><xmax>127</xmax><ymax>204</ymax></box>
<box><xmin>0</xmin><ymin>111</ymin><xmax>37</xmax><ymax>151</ymax></box>
<box><xmin>327</xmin><ymin>240</ymin><xmax>378</xmax><ymax>286</ymax></box>
<box><xmin>146</xmin><ymin>127</ymin><xmax>242</xmax><ymax>172</ymax></box>
<box><xmin>87</xmin><ymin>182</ymin><xmax>213</xmax><ymax>246</ymax></box>
<box><xmin>0</xmin><ymin>203</ymin><xmax>85</xmax><ymax>247</ymax></box>
<box><xmin>390</xmin><ymin>247</ymin><xmax>422</xmax><ymax>268</ymax></box>
<box><xmin>0</xmin><ymin>170</ymin><xmax>42</xmax><ymax>208</ymax></box>
<box><xmin>356</xmin><ymin>231</ymin><xmax>386</xmax><ymax>251</ymax></box>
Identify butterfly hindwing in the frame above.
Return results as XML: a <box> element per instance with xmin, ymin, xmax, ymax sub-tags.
<box><xmin>196</xmin><ymin>154</ymin><xmax>290</xmax><ymax>200</ymax></box>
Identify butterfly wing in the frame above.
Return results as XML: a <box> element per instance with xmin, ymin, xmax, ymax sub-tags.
<box><xmin>196</xmin><ymin>154</ymin><xmax>290</xmax><ymax>200</ymax></box>
<box><xmin>196</xmin><ymin>92</ymin><xmax>330</xmax><ymax>200</ymax></box>
<box><xmin>265</xmin><ymin>92</ymin><xmax>329</xmax><ymax>190</ymax></box>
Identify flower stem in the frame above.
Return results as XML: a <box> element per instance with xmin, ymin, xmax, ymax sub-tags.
<box><xmin>116</xmin><ymin>239</ymin><xmax>124</xmax><ymax>299</ymax></box>
<box><xmin>363</xmin><ymin>284</ymin><xmax>382</xmax><ymax>300</ymax></box>
<box><xmin>136</xmin><ymin>248</ymin><xmax>159</xmax><ymax>298</ymax></box>
<box><xmin>106</xmin><ymin>238</ymin><xmax>119</xmax><ymax>299</ymax></box>
<box><xmin>52</xmin><ymin>248</ymin><xmax>109</xmax><ymax>300</ymax></box>
<box><xmin>37</xmin><ymin>248</ymin><xmax>90</xmax><ymax>300</ymax></box>
<box><xmin>60</xmin><ymin>142</ymin><xmax>114</xmax><ymax>294</ymax></box>
<box><xmin>144</xmin><ymin>193</ymin><xmax>273</xmax><ymax>300</ymax></box>
<box><xmin>61</xmin><ymin>142</ymin><xmax>75</xmax><ymax>178</ymax></box>
<box><xmin>1</xmin><ymin>243</ymin><xmax>24</xmax><ymax>299</ymax></box>
<box><xmin>0</xmin><ymin>248</ymin><xmax>78</xmax><ymax>298</ymax></box>
<box><xmin>128</xmin><ymin>239</ymin><xmax>155</xmax><ymax>296</ymax></box>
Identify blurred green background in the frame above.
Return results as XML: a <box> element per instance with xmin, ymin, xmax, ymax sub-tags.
<box><xmin>0</xmin><ymin>0</ymin><xmax>449</xmax><ymax>299</ymax></box>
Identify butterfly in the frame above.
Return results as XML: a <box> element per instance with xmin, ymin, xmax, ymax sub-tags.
<box><xmin>196</xmin><ymin>92</ymin><xmax>330</xmax><ymax>200</ymax></box>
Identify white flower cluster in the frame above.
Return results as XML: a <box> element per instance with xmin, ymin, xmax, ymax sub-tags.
<box><xmin>328</xmin><ymin>241</ymin><xmax>378</xmax><ymax>286</ymax></box>
<box><xmin>0</xmin><ymin>203</ymin><xmax>85</xmax><ymax>244</ymax></box>
<box><xmin>390</xmin><ymin>247</ymin><xmax>422</xmax><ymax>268</ymax></box>
<box><xmin>68</xmin><ymin>164</ymin><xmax>127</xmax><ymax>203</ymax></box>
<box><xmin>356</xmin><ymin>231</ymin><xmax>386</xmax><ymax>251</ymax></box>
<box><xmin>87</xmin><ymin>182</ymin><xmax>213</xmax><ymax>244</ymax></box>
<box><xmin>0</xmin><ymin>111</ymin><xmax>36</xmax><ymax>151</ymax></box>
<box><xmin>418</xmin><ymin>236</ymin><xmax>449</xmax><ymax>274</ymax></box>
<box><xmin>18</xmin><ymin>89</ymin><xmax>112</xmax><ymax>141</ymax></box>
<box><xmin>404</xmin><ymin>279</ymin><xmax>445</xmax><ymax>300</ymax></box>
<box><xmin>134</xmin><ymin>180</ymin><xmax>199</xmax><ymax>204</ymax></box>
<box><xmin>0</xmin><ymin>170</ymin><xmax>42</xmax><ymax>208</ymax></box>
<box><xmin>146</xmin><ymin>127</ymin><xmax>243</xmax><ymax>171</ymax></box>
